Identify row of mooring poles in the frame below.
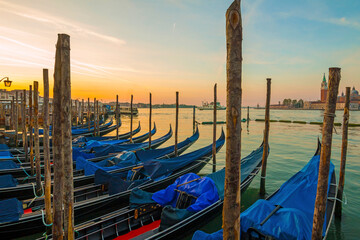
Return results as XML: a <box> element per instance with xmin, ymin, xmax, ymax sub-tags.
<box><xmin>52</xmin><ymin>33</ymin><xmax>74</xmax><ymax>239</ymax></box>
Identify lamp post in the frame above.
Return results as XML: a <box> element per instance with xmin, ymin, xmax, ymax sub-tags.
<box><xmin>1</xmin><ymin>77</ymin><xmax>12</xmax><ymax>87</ymax></box>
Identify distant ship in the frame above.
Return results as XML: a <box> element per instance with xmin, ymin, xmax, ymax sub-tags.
<box><xmin>198</xmin><ymin>101</ymin><xmax>226</xmax><ymax>110</ymax></box>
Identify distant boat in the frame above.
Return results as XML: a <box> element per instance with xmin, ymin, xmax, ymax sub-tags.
<box><xmin>120</xmin><ymin>106</ymin><xmax>138</xmax><ymax>115</ymax></box>
<box><xmin>198</xmin><ymin>101</ymin><xmax>226</xmax><ymax>110</ymax></box>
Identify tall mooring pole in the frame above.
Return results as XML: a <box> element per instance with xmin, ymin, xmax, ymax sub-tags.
<box><xmin>212</xmin><ymin>83</ymin><xmax>217</xmax><ymax>173</ymax></box>
<box><xmin>335</xmin><ymin>86</ymin><xmax>350</xmax><ymax>218</ymax></box>
<box><xmin>33</xmin><ymin>81</ymin><xmax>42</xmax><ymax>195</ymax></box>
<box><xmin>175</xmin><ymin>91</ymin><xmax>179</xmax><ymax>157</ymax></box>
<box><xmin>260</xmin><ymin>78</ymin><xmax>271</xmax><ymax>196</ymax></box>
<box><xmin>149</xmin><ymin>93</ymin><xmax>152</xmax><ymax>149</ymax></box>
<box><xmin>43</xmin><ymin>69</ymin><xmax>52</xmax><ymax>230</ymax></box>
<box><xmin>223</xmin><ymin>0</ymin><xmax>242</xmax><ymax>239</ymax></box>
<box><xmin>130</xmin><ymin>95</ymin><xmax>133</xmax><ymax>143</ymax></box>
<box><xmin>312</xmin><ymin>67</ymin><xmax>341</xmax><ymax>240</ymax></box>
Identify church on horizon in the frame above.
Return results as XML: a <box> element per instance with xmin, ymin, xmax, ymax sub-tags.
<box><xmin>303</xmin><ymin>74</ymin><xmax>360</xmax><ymax>110</ymax></box>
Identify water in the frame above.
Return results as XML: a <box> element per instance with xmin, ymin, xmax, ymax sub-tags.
<box><xmin>115</xmin><ymin>108</ymin><xmax>360</xmax><ymax>240</ymax></box>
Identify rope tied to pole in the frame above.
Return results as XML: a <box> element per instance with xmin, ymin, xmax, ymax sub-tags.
<box><xmin>41</xmin><ymin>210</ymin><xmax>53</xmax><ymax>227</ymax></box>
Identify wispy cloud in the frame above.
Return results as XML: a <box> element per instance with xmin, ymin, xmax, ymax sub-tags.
<box><xmin>0</xmin><ymin>1</ymin><xmax>126</xmax><ymax>44</ymax></box>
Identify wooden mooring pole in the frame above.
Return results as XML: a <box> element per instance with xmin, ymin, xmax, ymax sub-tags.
<box><xmin>88</xmin><ymin>98</ymin><xmax>90</xmax><ymax>131</ymax></box>
<box><xmin>11</xmin><ymin>96</ymin><xmax>14</xmax><ymax>130</ymax></box>
<box><xmin>260</xmin><ymin>78</ymin><xmax>271</xmax><ymax>197</ymax></box>
<box><xmin>29</xmin><ymin>85</ymin><xmax>34</xmax><ymax>173</ymax></box>
<box><xmin>212</xmin><ymin>83</ymin><xmax>217</xmax><ymax>173</ymax></box>
<box><xmin>97</xmin><ymin>100</ymin><xmax>100</xmax><ymax>136</ymax></box>
<box><xmin>93</xmin><ymin>98</ymin><xmax>96</xmax><ymax>136</ymax></box>
<box><xmin>116</xmin><ymin>95</ymin><xmax>119</xmax><ymax>140</ymax></box>
<box><xmin>193</xmin><ymin>105</ymin><xmax>196</xmax><ymax>134</ymax></box>
<box><xmin>130</xmin><ymin>95</ymin><xmax>133</xmax><ymax>143</ymax></box>
<box><xmin>53</xmin><ymin>33</ymin><xmax>74</xmax><ymax>240</ymax></box>
<box><xmin>34</xmin><ymin>81</ymin><xmax>42</xmax><ymax>195</ymax></box>
<box><xmin>175</xmin><ymin>91</ymin><xmax>179</xmax><ymax>157</ymax></box>
<box><xmin>21</xmin><ymin>90</ymin><xmax>27</xmax><ymax>162</ymax></box>
<box><xmin>312</xmin><ymin>67</ymin><xmax>341</xmax><ymax>240</ymax></box>
<box><xmin>43</xmin><ymin>69</ymin><xmax>52</xmax><ymax>229</ymax></box>
<box><xmin>149</xmin><ymin>93</ymin><xmax>152</xmax><ymax>149</ymax></box>
<box><xmin>335</xmin><ymin>86</ymin><xmax>350</xmax><ymax>218</ymax></box>
<box><xmin>81</xmin><ymin>99</ymin><xmax>84</xmax><ymax>124</ymax></box>
<box><xmin>247</xmin><ymin>106</ymin><xmax>250</xmax><ymax>121</ymax></box>
<box><xmin>15</xmin><ymin>92</ymin><xmax>18</xmax><ymax>146</ymax></box>
<box><xmin>222</xmin><ymin>0</ymin><xmax>242</xmax><ymax>238</ymax></box>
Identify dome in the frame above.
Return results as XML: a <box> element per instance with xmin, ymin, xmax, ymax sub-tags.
<box><xmin>351</xmin><ymin>87</ymin><xmax>359</xmax><ymax>96</ymax></box>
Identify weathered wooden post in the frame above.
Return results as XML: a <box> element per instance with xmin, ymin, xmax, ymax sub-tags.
<box><xmin>29</xmin><ymin>85</ymin><xmax>34</xmax><ymax>174</ymax></box>
<box><xmin>260</xmin><ymin>78</ymin><xmax>271</xmax><ymax>197</ymax></box>
<box><xmin>81</xmin><ymin>99</ymin><xmax>84</xmax><ymax>124</ymax></box>
<box><xmin>212</xmin><ymin>84</ymin><xmax>217</xmax><ymax>173</ymax></box>
<box><xmin>33</xmin><ymin>81</ymin><xmax>42</xmax><ymax>195</ymax></box>
<box><xmin>130</xmin><ymin>95</ymin><xmax>133</xmax><ymax>143</ymax></box>
<box><xmin>93</xmin><ymin>97</ymin><xmax>97</xmax><ymax>136</ymax></box>
<box><xmin>116</xmin><ymin>95</ymin><xmax>119</xmax><ymax>140</ymax></box>
<box><xmin>87</xmin><ymin>98</ymin><xmax>90</xmax><ymax>130</ymax></box>
<box><xmin>149</xmin><ymin>93</ymin><xmax>152</xmax><ymax>149</ymax></box>
<box><xmin>43</xmin><ymin>69</ymin><xmax>52</xmax><ymax>230</ymax></box>
<box><xmin>223</xmin><ymin>0</ymin><xmax>242</xmax><ymax>238</ymax></box>
<box><xmin>21</xmin><ymin>90</ymin><xmax>27</xmax><ymax>161</ymax></box>
<box><xmin>10</xmin><ymin>96</ymin><xmax>14</xmax><ymax>130</ymax></box>
<box><xmin>247</xmin><ymin>106</ymin><xmax>250</xmax><ymax>122</ymax></box>
<box><xmin>15</xmin><ymin>92</ymin><xmax>18</xmax><ymax>146</ymax></box>
<box><xmin>335</xmin><ymin>86</ymin><xmax>350</xmax><ymax>218</ymax></box>
<box><xmin>97</xmin><ymin>100</ymin><xmax>100</xmax><ymax>136</ymax></box>
<box><xmin>193</xmin><ymin>105</ymin><xmax>196</xmax><ymax>134</ymax></box>
<box><xmin>175</xmin><ymin>91</ymin><xmax>179</xmax><ymax>157</ymax></box>
<box><xmin>312</xmin><ymin>67</ymin><xmax>341</xmax><ymax>240</ymax></box>
<box><xmin>52</xmin><ymin>33</ymin><xmax>74</xmax><ymax>239</ymax></box>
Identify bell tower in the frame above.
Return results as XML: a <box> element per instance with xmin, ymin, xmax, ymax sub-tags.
<box><xmin>321</xmin><ymin>73</ymin><xmax>328</xmax><ymax>102</ymax></box>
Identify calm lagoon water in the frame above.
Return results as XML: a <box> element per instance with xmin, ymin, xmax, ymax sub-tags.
<box><xmin>116</xmin><ymin>108</ymin><xmax>360</xmax><ymax>240</ymax></box>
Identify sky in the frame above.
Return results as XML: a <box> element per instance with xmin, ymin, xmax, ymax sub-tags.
<box><xmin>0</xmin><ymin>0</ymin><xmax>359</xmax><ymax>106</ymax></box>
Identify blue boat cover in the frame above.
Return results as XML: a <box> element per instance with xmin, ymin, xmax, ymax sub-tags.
<box><xmin>77</xmin><ymin>151</ymin><xmax>139</xmax><ymax>176</ymax></box>
<box><xmin>193</xmin><ymin>154</ymin><xmax>334</xmax><ymax>240</ymax></box>
<box><xmin>135</xmin><ymin>128</ymin><xmax>199</xmax><ymax>161</ymax></box>
<box><xmin>0</xmin><ymin>160</ymin><xmax>19</xmax><ymax>170</ymax></box>
<box><xmin>90</xmin><ymin>126</ymin><xmax>169</xmax><ymax>157</ymax></box>
<box><xmin>0</xmin><ymin>174</ymin><xmax>18</xmax><ymax>188</ymax></box>
<box><xmin>0</xmin><ymin>150</ymin><xmax>13</xmax><ymax>159</ymax></box>
<box><xmin>152</xmin><ymin>173</ymin><xmax>219</xmax><ymax>212</ymax></box>
<box><xmin>0</xmin><ymin>144</ymin><xmax>9</xmax><ymax>150</ymax></box>
<box><xmin>73</xmin><ymin>148</ymin><xmax>95</xmax><ymax>162</ymax></box>
<box><xmin>38</xmin><ymin>119</ymin><xmax>110</xmax><ymax>135</ymax></box>
<box><xmin>0</xmin><ymin>198</ymin><xmax>24</xmax><ymax>223</ymax></box>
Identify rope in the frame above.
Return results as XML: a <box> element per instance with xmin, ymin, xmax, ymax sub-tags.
<box><xmin>31</xmin><ymin>182</ymin><xmax>44</xmax><ymax>198</ymax></box>
<box><xmin>16</xmin><ymin>156</ymin><xmax>23</xmax><ymax>164</ymax></box>
<box><xmin>42</xmin><ymin>232</ymin><xmax>49</xmax><ymax>240</ymax></box>
<box><xmin>41</xmin><ymin>210</ymin><xmax>53</xmax><ymax>227</ymax></box>
<box><xmin>323</xmin><ymin>112</ymin><xmax>336</xmax><ymax>118</ymax></box>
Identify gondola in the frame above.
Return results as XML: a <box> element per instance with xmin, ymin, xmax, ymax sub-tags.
<box><xmin>0</xmin><ymin>123</ymin><xmax>146</xmax><ymax>178</ymax></box>
<box><xmin>192</xmin><ymin>140</ymin><xmax>336</xmax><ymax>240</ymax></box>
<box><xmin>40</xmin><ymin>138</ymin><xmax>263</xmax><ymax>240</ymax></box>
<box><xmin>0</xmin><ymin>124</ymin><xmax>169</xmax><ymax>200</ymax></box>
<box><xmin>0</xmin><ymin>129</ymin><xmax>224</xmax><ymax>239</ymax></box>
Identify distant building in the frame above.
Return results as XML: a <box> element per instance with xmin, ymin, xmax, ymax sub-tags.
<box><xmin>304</xmin><ymin>74</ymin><xmax>360</xmax><ymax>110</ymax></box>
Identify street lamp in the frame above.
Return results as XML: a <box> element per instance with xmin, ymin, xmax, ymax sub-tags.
<box><xmin>0</xmin><ymin>77</ymin><xmax>12</xmax><ymax>87</ymax></box>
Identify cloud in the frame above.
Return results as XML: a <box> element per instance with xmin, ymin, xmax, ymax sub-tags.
<box><xmin>0</xmin><ymin>1</ymin><xmax>126</xmax><ymax>44</ymax></box>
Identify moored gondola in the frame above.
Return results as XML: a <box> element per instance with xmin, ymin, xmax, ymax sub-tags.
<box><xmin>41</xmin><ymin>139</ymin><xmax>264</xmax><ymax>240</ymax></box>
<box><xmin>0</xmin><ymin>128</ymin><xmax>223</xmax><ymax>239</ymax></box>
<box><xmin>192</xmin><ymin>140</ymin><xmax>336</xmax><ymax>240</ymax></box>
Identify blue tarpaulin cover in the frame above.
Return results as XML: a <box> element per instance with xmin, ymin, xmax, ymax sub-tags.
<box><xmin>0</xmin><ymin>150</ymin><xmax>13</xmax><ymax>159</ymax></box>
<box><xmin>0</xmin><ymin>198</ymin><xmax>24</xmax><ymax>223</ymax></box>
<box><xmin>193</xmin><ymin>154</ymin><xmax>334</xmax><ymax>240</ymax></box>
<box><xmin>77</xmin><ymin>151</ymin><xmax>139</xmax><ymax>176</ymax></box>
<box><xmin>152</xmin><ymin>173</ymin><xmax>219</xmax><ymax>212</ymax></box>
<box><xmin>0</xmin><ymin>160</ymin><xmax>19</xmax><ymax>170</ymax></box>
<box><xmin>0</xmin><ymin>174</ymin><xmax>18</xmax><ymax>188</ymax></box>
<box><xmin>0</xmin><ymin>144</ymin><xmax>9</xmax><ymax>150</ymax></box>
